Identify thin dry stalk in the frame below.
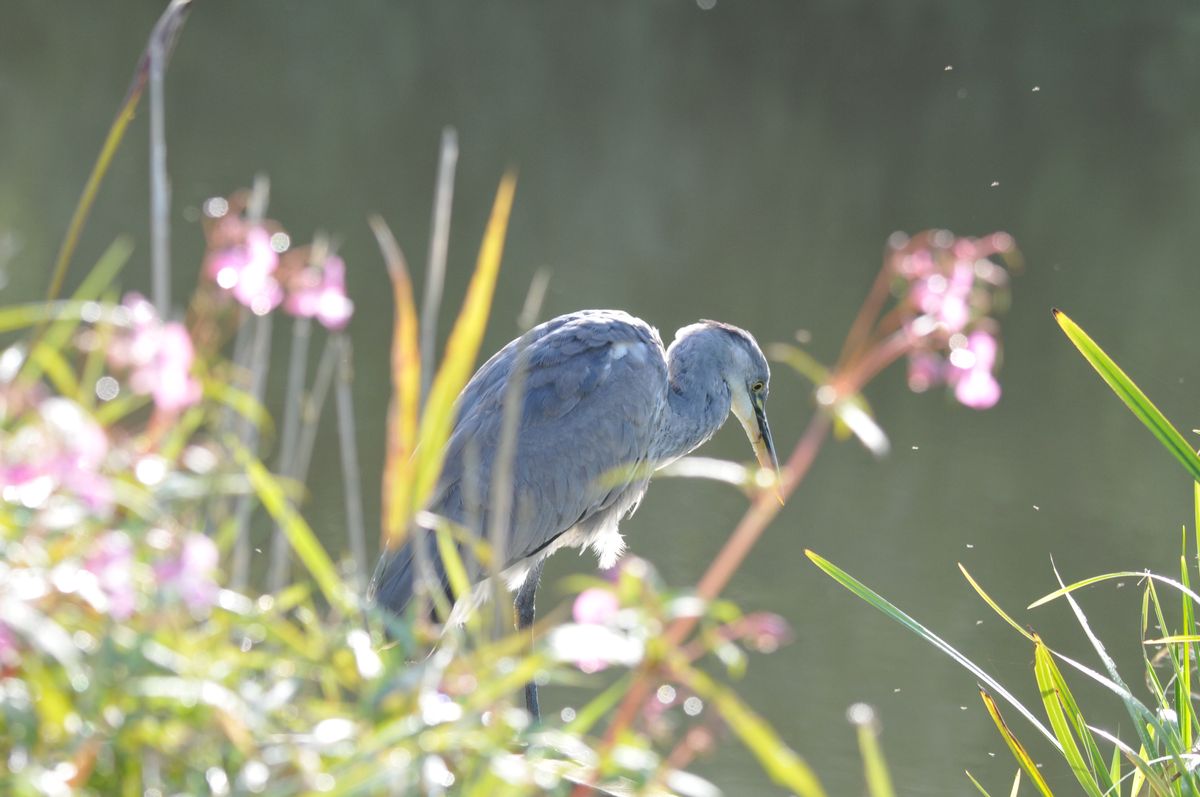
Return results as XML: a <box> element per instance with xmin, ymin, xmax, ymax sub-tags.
<box><xmin>148</xmin><ymin>28</ymin><xmax>170</xmax><ymax>317</ymax></box>
<box><xmin>334</xmin><ymin>334</ymin><xmax>369</xmax><ymax>585</ymax></box>
<box><xmin>420</xmin><ymin>128</ymin><xmax>459</xmax><ymax>400</ymax></box>
<box><xmin>266</xmin><ymin>315</ymin><xmax>313</xmax><ymax>592</ymax></box>
<box><xmin>485</xmin><ymin>270</ymin><xmax>552</xmax><ymax>637</ymax></box>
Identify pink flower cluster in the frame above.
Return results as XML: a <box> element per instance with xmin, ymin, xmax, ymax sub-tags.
<box><xmin>201</xmin><ymin>195</ymin><xmax>354</xmax><ymax>330</ymax></box>
<box><xmin>0</xmin><ymin>397</ymin><xmax>113</xmax><ymax>516</ymax></box>
<box><xmin>81</xmin><ymin>530</ymin><xmax>220</xmax><ymax>621</ymax></box>
<box><xmin>107</xmin><ymin>293</ymin><xmax>202</xmax><ymax>413</ymax></box>
<box><xmin>571</xmin><ymin>587</ymin><xmax>620</xmax><ymax>673</ymax></box>
<box><xmin>206</xmin><ymin>227</ymin><xmax>282</xmax><ymax>316</ymax></box>
<box><xmin>891</xmin><ymin>231</ymin><xmax>1015</xmax><ymax>410</ymax></box>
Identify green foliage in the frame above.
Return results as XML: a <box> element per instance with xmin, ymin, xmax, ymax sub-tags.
<box><xmin>812</xmin><ymin>311</ymin><xmax>1200</xmax><ymax>795</ymax></box>
<box><xmin>0</xmin><ymin>153</ymin><xmax>838</xmax><ymax>797</ymax></box>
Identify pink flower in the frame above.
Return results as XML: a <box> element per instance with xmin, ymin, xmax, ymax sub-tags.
<box><xmin>571</xmin><ymin>588</ymin><xmax>620</xmax><ymax>673</ymax></box>
<box><xmin>285</xmin><ymin>255</ymin><xmax>354</xmax><ymax>330</ymax></box>
<box><xmin>0</xmin><ymin>623</ymin><xmax>18</xmax><ymax>670</ymax></box>
<box><xmin>1</xmin><ymin>398</ymin><xmax>113</xmax><ymax>513</ymax></box>
<box><xmin>911</xmin><ymin>261</ymin><xmax>974</xmax><ymax>332</ymax></box>
<box><xmin>109</xmin><ymin>294</ymin><xmax>201</xmax><ymax>413</ymax></box>
<box><xmin>129</xmin><ymin>323</ymin><xmax>202</xmax><ymax>412</ymax></box>
<box><xmin>906</xmin><ymin>351</ymin><xmax>944</xmax><ymax>393</ymax></box>
<box><xmin>896</xmin><ymin>247</ymin><xmax>935</xmax><ymax>279</ymax></box>
<box><xmin>206</xmin><ymin>227</ymin><xmax>282</xmax><ymax>315</ymax></box>
<box><xmin>84</xmin><ymin>531</ymin><xmax>136</xmax><ymax>620</ymax></box>
<box><xmin>155</xmin><ymin>533</ymin><xmax>219</xmax><ymax>612</ymax></box>
<box><xmin>573</xmin><ymin>588</ymin><xmax>619</xmax><ymax>625</ymax></box>
<box><xmin>736</xmin><ymin>612</ymin><xmax>793</xmax><ymax>654</ymax></box>
<box><xmin>948</xmin><ymin>331</ymin><xmax>1001</xmax><ymax>409</ymax></box>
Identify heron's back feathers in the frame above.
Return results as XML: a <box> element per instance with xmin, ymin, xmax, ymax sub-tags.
<box><xmin>369</xmin><ymin>310</ymin><xmax>668</xmax><ymax>615</ymax></box>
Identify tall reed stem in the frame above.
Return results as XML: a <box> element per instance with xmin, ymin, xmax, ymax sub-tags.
<box><xmin>335</xmin><ymin>334</ymin><xmax>369</xmax><ymax>585</ymax></box>
<box><xmin>419</xmin><ymin>128</ymin><xmax>459</xmax><ymax>401</ymax></box>
<box><xmin>267</xmin><ymin>316</ymin><xmax>312</xmax><ymax>592</ymax></box>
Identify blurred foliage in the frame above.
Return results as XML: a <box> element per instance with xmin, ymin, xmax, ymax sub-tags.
<box><xmin>0</xmin><ymin>199</ymin><xmax>826</xmax><ymax>795</ymax></box>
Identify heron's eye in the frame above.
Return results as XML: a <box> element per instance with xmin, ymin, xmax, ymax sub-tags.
<box><xmin>750</xmin><ymin>380</ymin><xmax>765</xmax><ymax>394</ymax></box>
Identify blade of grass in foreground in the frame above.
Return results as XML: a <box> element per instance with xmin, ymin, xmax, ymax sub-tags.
<box><xmin>22</xmin><ymin>237</ymin><xmax>133</xmax><ymax>385</ymax></box>
<box><xmin>371</xmin><ymin>215</ymin><xmax>421</xmax><ymax>549</ymax></box>
<box><xmin>1048</xmin><ymin>563</ymin><xmax>1178</xmax><ymax>780</ymax></box>
<box><xmin>806</xmin><ymin>549</ymin><xmax>1060</xmax><ymax>749</ymax></box>
<box><xmin>226</xmin><ymin>436</ymin><xmax>352</xmax><ymax>614</ymax></box>
<box><xmin>1032</xmin><ymin>639</ymin><xmax>1105</xmax><ymax>797</ymax></box>
<box><xmin>849</xmin><ymin>705</ymin><xmax>896</xmax><ymax>797</ymax></box>
<box><xmin>963</xmin><ymin>770</ymin><xmax>994</xmax><ymax>797</ymax></box>
<box><xmin>1029</xmin><ymin>571</ymin><xmax>1200</xmax><ymax>610</ymax></box>
<box><xmin>1087</xmin><ymin>726</ymin><xmax>1172</xmax><ymax>797</ymax></box>
<box><xmin>1054</xmin><ymin>309</ymin><xmax>1200</xmax><ymax>483</ymax></box>
<box><xmin>980</xmin><ymin>689</ymin><xmax>1055</xmax><ymax>797</ymax></box>
<box><xmin>46</xmin><ymin>0</ymin><xmax>192</xmax><ymax>304</ymax></box>
<box><xmin>675</xmin><ymin>657</ymin><xmax>829</xmax><ymax>797</ymax></box>
<box><xmin>411</xmin><ymin>173</ymin><xmax>516</xmax><ymax>519</ymax></box>
<box><xmin>1178</xmin><ymin>535</ymin><xmax>1196</xmax><ymax>752</ymax></box>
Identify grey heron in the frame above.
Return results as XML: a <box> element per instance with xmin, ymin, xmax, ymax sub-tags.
<box><xmin>369</xmin><ymin>309</ymin><xmax>778</xmax><ymax>718</ymax></box>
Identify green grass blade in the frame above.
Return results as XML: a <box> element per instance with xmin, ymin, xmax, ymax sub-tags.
<box><xmin>964</xmin><ymin>770</ymin><xmax>996</xmax><ymax>797</ymax></box>
<box><xmin>851</xmin><ymin>708</ymin><xmax>896</xmax><ymax>797</ymax></box>
<box><xmin>1055</xmin><ymin>309</ymin><xmax>1200</xmax><ymax>483</ymax></box>
<box><xmin>22</xmin><ymin>238</ymin><xmax>133</xmax><ymax>385</ymax></box>
<box><xmin>1108</xmin><ymin>743</ymin><xmax>1122</xmax><ymax>797</ymax></box>
<box><xmin>370</xmin><ymin>215</ymin><xmax>421</xmax><ymax>548</ymax></box>
<box><xmin>960</xmin><ymin>563</ymin><xmax>1035</xmax><ymax>641</ymax></box>
<box><xmin>227</xmin><ymin>435</ymin><xmax>353</xmax><ymax>614</ymax></box>
<box><xmin>1143</xmin><ymin>634</ymin><xmax>1200</xmax><ymax>644</ymax></box>
<box><xmin>412</xmin><ymin>173</ymin><xmax>516</xmax><ymax>513</ymax></box>
<box><xmin>1179</xmin><ymin>542</ymin><xmax>1196</xmax><ymax>751</ymax></box>
<box><xmin>563</xmin><ymin>675</ymin><xmax>631</xmax><ymax>736</ymax></box>
<box><xmin>1042</xmin><ymin>648</ymin><xmax>1118</xmax><ymax>794</ymax></box>
<box><xmin>807</xmin><ymin>549</ymin><xmax>1061</xmax><ymax>748</ymax></box>
<box><xmin>46</xmin><ymin>0</ymin><xmax>192</xmax><ymax>302</ymax></box>
<box><xmin>434</xmin><ymin>524</ymin><xmax>471</xmax><ymax>605</ymax></box>
<box><xmin>1049</xmin><ymin>564</ymin><xmax>1169</xmax><ymax>771</ymax></box>
<box><xmin>204</xmin><ymin>380</ymin><xmax>274</xmax><ymax>440</ymax></box>
<box><xmin>1194</xmin><ymin>482</ymin><xmax>1200</xmax><ymax>581</ymax></box>
<box><xmin>1139</xmin><ymin>583</ymin><xmax>1200</xmax><ymax>792</ymax></box>
<box><xmin>1088</xmin><ymin>726</ymin><xmax>1172</xmax><ymax>797</ymax></box>
<box><xmin>1030</xmin><ymin>572</ymin><xmax>1200</xmax><ymax>610</ymax></box>
<box><xmin>29</xmin><ymin>343</ymin><xmax>79</xmax><ymax>398</ymax></box>
<box><xmin>1033</xmin><ymin>639</ymin><xmax>1105</xmax><ymax>797</ymax></box>
<box><xmin>980</xmin><ymin>688</ymin><xmax>1055</xmax><ymax>797</ymax></box>
<box><xmin>677</xmin><ymin>659</ymin><xmax>829</xmax><ymax>797</ymax></box>
<box><xmin>962</xmin><ymin>565</ymin><xmax>1129</xmax><ymax>707</ymax></box>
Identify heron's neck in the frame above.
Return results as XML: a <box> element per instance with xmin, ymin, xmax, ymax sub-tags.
<box><xmin>655</xmin><ymin>347</ymin><xmax>731</xmax><ymax>462</ymax></box>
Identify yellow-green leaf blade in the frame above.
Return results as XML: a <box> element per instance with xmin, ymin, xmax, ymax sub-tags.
<box><xmin>1054</xmin><ymin>308</ymin><xmax>1200</xmax><ymax>483</ymax></box>
<box><xmin>370</xmin><ymin>215</ymin><xmax>421</xmax><ymax>547</ymax></box>
<box><xmin>1033</xmin><ymin>640</ymin><xmax>1104</xmax><ymax>797</ymax></box>
<box><xmin>412</xmin><ymin>172</ymin><xmax>516</xmax><ymax>512</ymax></box>
<box><xmin>980</xmin><ymin>688</ymin><xmax>1055</xmax><ymax>797</ymax></box>
<box><xmin>227</xmin><ymin>436</ymin><xmax>352</xmax><ymax>614</ymax></box>
<box><xmin>806</xmin><ymin>549</ymin><xmax>1060</xmax><ymax>749</ymax></box>
<box><xmin>677</xmin><ymin>660</ymin><xmax>829</xmax><ymax>797</ymax></box>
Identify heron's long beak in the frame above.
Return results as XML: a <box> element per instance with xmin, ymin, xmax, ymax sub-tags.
<box><xmin>733</xmin><ymin>391</ymin><xmax>783</xmax><ymax>503</ymax></box>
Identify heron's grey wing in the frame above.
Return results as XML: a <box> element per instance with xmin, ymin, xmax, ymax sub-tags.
<box><xmin>432</xmin><ymin>312</ymin><xmax>667</xmax><ymax>567</ymax></box>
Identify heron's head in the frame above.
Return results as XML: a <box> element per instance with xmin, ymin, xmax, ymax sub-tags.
<box><xmin>684</xmin><ymin>321</ymin><xmax>779</xmax><ymax>481</ymax></box>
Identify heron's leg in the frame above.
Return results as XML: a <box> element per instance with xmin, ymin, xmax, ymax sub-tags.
<box><xmin>515</xmin><ymin>559</ymin><xmax>546</xmax><ymax>720</ymax></box>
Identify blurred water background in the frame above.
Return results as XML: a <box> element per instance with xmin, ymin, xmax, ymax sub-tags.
<box><xmin>5</xmin><ymin>2</ymin><xmax>1200</xmax><ymax>793</ymax></box>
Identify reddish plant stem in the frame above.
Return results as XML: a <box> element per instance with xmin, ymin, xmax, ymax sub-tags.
<box><xmin>829</xmin><ymin>329</ymin><xmax>913</xmax><ymax>398</ymax></box>
<box><xmin>570</xmin><ymin>307</ymin><xmax>918</xmax><ymax>797</ymax></box>
<box><xmin>834</xmin><ymin>260</ymin><xmax>891</xmax><ymax>372</ymax></box>
<box><xmin>584</xmin><ymin>333</ymin><xmax>916</xmax><ymax>782</ymax></box>
<box><xmin>590</xmin><ymin>410</ymin><xmax>832</xmax><ymax>763</ymax></box>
